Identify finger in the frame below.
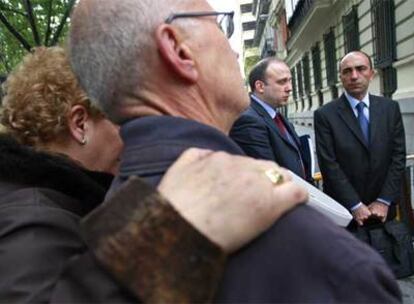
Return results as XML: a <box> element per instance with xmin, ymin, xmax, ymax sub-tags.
<box><xmin>174</xmin><ymin>148</ymin><xmax>214</xmax><ymax>167</ymax></box>
<box><xmin>271</xmin><ymin>182</ymin><xmax>308</xmax><ymax>209</ymax></box>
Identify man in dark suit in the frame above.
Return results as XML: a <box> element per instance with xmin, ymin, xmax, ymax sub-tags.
<box><xmin>230</xmin><ymin>58</ymin><xmax>312</xmax><ymax>181</ymax></box>
<box><xmin>314</xmin><ymin>51</ymin><xmax>406</xmax><ymax>226</ymax></box>
<box><xmin>65</xmin><ymin>1</ymin><xmax>401</xmax><ymax>302</ymax></box>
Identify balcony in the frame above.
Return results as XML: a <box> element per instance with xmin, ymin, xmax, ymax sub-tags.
<box><xmin>287</xmin><ymin>0</ymin><xmax>333</xmax><ymax>51</ymax></box>
<box><xmin>252</xmin><ymin>0</ymin><xmax>272</xmax><ymax>46</ymax></box>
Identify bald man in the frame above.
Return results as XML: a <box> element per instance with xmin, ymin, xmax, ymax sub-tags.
<box><xmin>315</xmin><ymin>51</ymin><xmax>405</xmax><ymax>226</ymax></box>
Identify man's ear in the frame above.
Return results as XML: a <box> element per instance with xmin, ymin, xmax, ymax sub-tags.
<box><xmin>67</xmin><ymin>104</ymin><xmax>90</xmax><ymax>145</ymax></box>
<box><xmin>255</xmin><ymin>80</ymin><xmax>265</xmax><ymax>94</ymax></box>
<box><xmin>369</xmin><ymin>68</ymin><xmax>376</xmax><ymax>81</ymax></box>
<box><xmin>155</xmin><ymin>24</ymin><xmax>198</xmax><ymax>83</ymax></box>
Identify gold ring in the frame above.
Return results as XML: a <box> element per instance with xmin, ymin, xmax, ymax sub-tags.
<box><xmin>264</xmin><ymin>168</ymin><xmax>284</xmax><ymax>185</ymax></box>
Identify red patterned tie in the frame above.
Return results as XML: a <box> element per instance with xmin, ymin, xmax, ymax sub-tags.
<box><xmin>273</xmin><ymin>113</ymin><xmax>288</xmax><ymax>139</ymax></box>
<box><xmin>273</xmin><ymin>112</ymin><xmax>307</xmax><ymax>179</ymax></box>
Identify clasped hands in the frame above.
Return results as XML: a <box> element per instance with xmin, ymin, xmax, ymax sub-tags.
<box><xmin>351</xmin><ymin>201</ymin><xmax>389</xmax><ymax>226</ymax></box>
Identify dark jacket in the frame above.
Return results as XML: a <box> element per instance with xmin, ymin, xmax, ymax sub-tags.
<box><xmin>0</xmin><ymin>135</ymin><xmax>113</xmax><ymax>302</ymax></box>
<box><xmin>109</xmin><ymin>115</ymin><xmax>401</xmax><ymax>303</ymax></box>
<box><xmin>230</xmin><ymin>97</ymin><xmax>312</xmax><ymax>181</ymax></box>
<box><xmin>0</xmin><ymin>135</ymin><xmax>226</xmax><ymax>303</ymax></box>
<box><xmin>314</xmin><ymin>94</ymin><xmax>406</xmax><ymax>215</ymax></box>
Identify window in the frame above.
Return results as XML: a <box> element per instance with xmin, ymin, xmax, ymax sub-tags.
<box><xmin>296</xmin><ymin>62</ymin><xmax>304</xmax><ymax>109</ymax></box>
<box><xmin>244</xmin><ymin>39</ymin><xmax>254</xmax><ymax>48</ymax></box>
<box><xmin>291</xmin><ymin>67</ymin><xmax>298</xmax><ymax>110</ymax></box>
<box><xmin>311</xmin><ymin>43</ymin><xmax>322</xmax><ymax>90</ymax></box>
<box><xmin>241</xmin><ymin>3</ymin><xmax>253</xmax><ymax>14</ymax></box>
<box><xmin>371</xmin><ymin>0</ymin><xmax>397</xmax><ymax>97</ymax></box>
<box><xmin>302</xmin><ymin>53</ymin><xmax>311</xmax><ymax>95</ymax></box>
<box><xmin>343</xmin><ymin>6</ymin><xmax>360</xmax><ymax>53</ymax></box>
<box><xmin>296</xmin><ymin>62</ymin><xmax>303</xmax><ymax>98</ymax></box>
<box><xmin>323</xmin><ymin>28</ymin><xmax>337</xmax><ymax>86</ymax></box>
<box><xmin>371</xmin><ymin>0</ymin><xmax>396</xmax><ymax>68</ymax></box>
<box><xmin>312</xmin><ymin>43</ymin><xmax>323</xmax><ymax>106</ymax></box>
<box><xmin>242</xmin><ymin>21</ymin><xmax>256</xmax><ymax>31</ymax></box>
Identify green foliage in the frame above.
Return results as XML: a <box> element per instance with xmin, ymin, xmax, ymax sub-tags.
<box><xmin>244</xmin><ymin>54</ymin><xmax>260</xmax><ymax>77</ymax></box>
<box><xmin>0</xmin><ymin>0</ymin><xmax>76</xmax><ymax>75</ymax></box>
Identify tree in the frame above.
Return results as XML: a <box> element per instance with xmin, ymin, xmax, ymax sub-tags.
<box><xmin>0</xmin><ymin>0</ymin><xmax>76</xmax><ymax>74</ymax></box>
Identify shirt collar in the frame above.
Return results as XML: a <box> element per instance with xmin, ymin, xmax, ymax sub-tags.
<box><xmin>344</xmin><ymin>90</ymin><xmax>370</xmax><ymax>109</ymax></box>
<box><xmin>251</xmin><ymin>94</ymin><xmax>277</xmax><ymax>118</ymax></box>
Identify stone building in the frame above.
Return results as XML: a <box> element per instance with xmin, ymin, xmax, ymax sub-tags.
<box><xmin>246</xmin><ymin>0</ymin><xmax>414</xmax><ymax>153</ymax></box>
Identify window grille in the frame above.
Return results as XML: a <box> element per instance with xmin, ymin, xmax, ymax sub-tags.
<box><xmin>371</xmin><ymin>0</ymin><xmax>396</xmax><ymax>68</ymax></box>
<box><xmin>323</xmin><ymin>28</ymin><xmax>337</xmax><ymax>86</ymax></box>
<box><xmin>311</xmin><ymin>43</ymin><xmax>322</xmax><ymax>90</ymax></box>
<box><xmin>291</xmin><ymin>66</ymin><xmax>297</xmax><ymax>100</ymax></box>
<box><xmin>343</xmin><ymin>6</ymin><xmax>360</xmax><ymax>53</ymax></box>
<box><xmin>241</xmin><ymin>3</ymin><xmax>253</xmax><ymax>14</ymax></box>
<box><xmin>302</xmin><ymin>53</ymin><xmax>311</xmax><ymax>95</ymax></box>
<box><xmin>291</xmin><ymin>67</ymin><xmax>298</xmax><ymax>111</ymax></box>
<box><xmin>296</xmin><ymin>62</ymin><xmax>303</xmax><ymax>98</ymax></box>
<box><xmin>296</xmin><ymin>62</ymin><xmax>304</xmax><ymax>109</ymax></box>
<box><xmin>371</xmin><ymin>0</ymin><xmax>397</xmax><ymax>97</ymax></box>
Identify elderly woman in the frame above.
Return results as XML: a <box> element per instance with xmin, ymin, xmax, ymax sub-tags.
<box><xmin>0</xmin><ymin>46</ymin><xmax>123</xmax><ymax>301</ymax></box>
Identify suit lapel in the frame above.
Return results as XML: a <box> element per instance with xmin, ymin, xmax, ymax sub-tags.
<box><xmin>251</xmin><ymin>99</ymin><xmax>298</xmax><ymax>149</ymax></box>
<box><xmin>337</xmin><ymin>94</ymin><xmax>369</xmax><ymax>150</ymax></box>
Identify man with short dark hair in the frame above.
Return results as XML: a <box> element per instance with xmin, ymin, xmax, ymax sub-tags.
<box><xmin>63</xmin><ymin>1</ymin><xmax>401</xmax><ymax>303</ymax></box>
<box><xmin>230</xmin><ymin>58</ymin><xmax>312</xmax><ymax>181</ymax></box>
<box><xmin>314</xmin><ymin>50</ymin><xmax>406</xmax><ymax>226</ymax></box>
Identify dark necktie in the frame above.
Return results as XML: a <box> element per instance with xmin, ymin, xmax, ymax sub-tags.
<box><xmin>273</xmin><ymin>113</ymin><xmax>288</xmax><ymax>139</ymax></box>
<box><xmin>356</xmin><ymin>102</ymin><xmax>369</xmax><ymax>144</ymax></box>
<box><xmin>273</xmin><ymin>112</ymin><xmax>306</xmax><ymax>178</ymax></box>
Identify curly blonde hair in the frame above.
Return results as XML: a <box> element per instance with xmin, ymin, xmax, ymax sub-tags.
<box><xmin>1</xmin><ymin>46</ymin><xmax>103</xmax><ymax>147</ymax></box>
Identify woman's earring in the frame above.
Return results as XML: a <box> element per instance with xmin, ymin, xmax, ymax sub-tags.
<box><xmin>81</xmin><ymin>135</ymin><xmax>88</xmax><ymax>145</ymax></box>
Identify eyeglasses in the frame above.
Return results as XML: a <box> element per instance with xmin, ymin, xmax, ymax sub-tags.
<box><xmin>165</xmin><ymin>11</ymin><xmax>235</xmax><ymax>39</ymax></box>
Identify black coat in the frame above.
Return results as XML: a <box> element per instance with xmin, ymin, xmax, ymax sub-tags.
<box><xmin>108</xmin><ymin>115</ymin><xmax>401</xmax><ymax>303</ymax></box>
<box><xmin>314</xmin><ymin>94</ymin><xmax>406</xmax><ymax>214</ymax></box>
<box><xmin>0</xmin><ymin>135</ymin><xmax>113</xmax><ymax>302</ymax></box>
<box><xmin>230</xmin><ymin>97</ymin><xmax>311</xmax><ymax>180</ymax></box>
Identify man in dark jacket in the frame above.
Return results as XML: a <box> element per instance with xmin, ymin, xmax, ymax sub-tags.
<box><xmin>314</xmin><ymin>51</ymin><xmax>406</xmax><ymax>226</ymax></box>
<box><xmin>65</xmin><ymin>0</ymin><xmax>402</xmax><ymax>302</ymax></box>
<box><xmin>231</xmin><ymin>58</ymin><xmax>312</xmax><ymax>181</ymax></box>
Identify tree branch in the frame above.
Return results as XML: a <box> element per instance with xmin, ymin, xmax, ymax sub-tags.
<box><xmin>0</xmin><ymin>11</ymin><xmax>32</xmax><ymax>51</ymax></box>
<box><xmin>23</xmin><ymin>0</ymin><xmax>41</xmax><ymax>46</ymax></box>
<box><xmin>44</xmin><ymin>0</ymin><xmax>53</xmax><ymax>45</ymax></box>
<box><xmin>50</xmin><ymin>0</ymin><xmax>76</xmax><ymax>46</ymax></box>
<box><xmin>0</xmin><ymin>4</ymin><xmax>27</xmax><ymax>18</ymax></box>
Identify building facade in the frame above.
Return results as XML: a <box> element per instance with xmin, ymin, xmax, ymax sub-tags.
<box><xmin>249</xmin><ymin>0</ymin><xmax>414</xmax><ymax>153</ymax></box>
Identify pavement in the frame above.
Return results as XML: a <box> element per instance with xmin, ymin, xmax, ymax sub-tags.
<box><xmin>294</xmin><ymin>123</ymin><xmax>414</xmax><ymax>303</ymax></box>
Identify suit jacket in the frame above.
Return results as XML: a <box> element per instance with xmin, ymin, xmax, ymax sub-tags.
<box><xmin>230</xmin><ymin>97</ymin><xmax>310</xmax><ymax>180</ymax></box>
<box><xmin>105</xmin><ymin>115</ymin><xmax>400</xmax><ymax>303</ymax></box>
<box><xmin>314</xmin><ymin>94</ymin><xmax>406</xmax><ymax>214</ymax></box>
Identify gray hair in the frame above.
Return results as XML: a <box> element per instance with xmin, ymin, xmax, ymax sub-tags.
<box><xmin>69</xmin><ymin>0</ymin><xmax>187</xmax><ymax>121</ymax></box>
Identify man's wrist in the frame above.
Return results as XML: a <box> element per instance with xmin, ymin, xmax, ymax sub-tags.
<box><xmin>81</xmin><ymin>176</ymin><xmax>226</xmax><ymax>303</ymax></box>
<box><xmin>376</xmin><ymin>198</ymin><xmax>391</xmax><ymax>206</ymax></box>
<box><xmin>350</xmin><ymin>202</ymin><xmax>363</xmax><ymax>212</ymax></box>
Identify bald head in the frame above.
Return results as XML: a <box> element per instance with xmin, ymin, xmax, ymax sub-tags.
<box><xmin>69</xmin><ymin>0</ymin><xmax>187</xmax><ymax>121</ymax></box>
<box><xmin>340</xmin><ymin>51</ymin><xmax>372</xmax><ymax>72</ymax></box>
<box><xmin>339</xmin><ymin>51</ymin><xmax>374</xmax><ymax>100</ymax></box>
